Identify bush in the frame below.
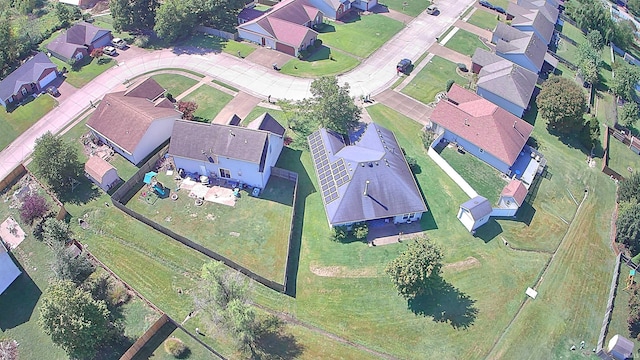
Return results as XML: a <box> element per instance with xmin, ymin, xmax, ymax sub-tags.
<box><xmin>134</xmin><ymin>35</ymin><xmax>150</xmax><ymax>48</ymax></box>
<box><xmin>421</xmin><ymin>131</ymin><xmax>435</xmax><ymax>149</ymax></box>
<box><xmin>108</xmin><ymin>280</ymin><xmax>130</xmax><ymax>307</ymax></box>
<box><xmin>405</xmin><ymin>156</ymin><xmax>419</xmax><ymax>172</ymax></box>
<box><xmin>353</xmin><ymin>222</ymin><xmax>368</xmax><ymax>241</ymax></box>
<box><xmin>331</xmin><ymin>226</ymin><xmax>348</xmax><ymax>242</ymax></box>
<box><xmin>314</xmin><ymin>38</ymin><xmax>322</xmax><ymax>47</ymax></box>
<box><xmin>97</xmin><ymin>57</ymin><xmax>112</xmax><ymax>65</ymax></box>
<box><xmin>164</xmin><ymin>338</ymin><xmax>188</xmax><ymax>358</ymax></box>
<box><xmin>20</xmin><ymin>194</ymin><xmax>49</xmax><ymax>224</ymax></box>
<box><xmin>166</xmin><ymin>93</ymin><xmax>174</xmax><ymax>102</ymax></box>
<box><xmin>446</xmin><ymin>79</ymin><xmax>455</xmax><ymax>92</ymax></box>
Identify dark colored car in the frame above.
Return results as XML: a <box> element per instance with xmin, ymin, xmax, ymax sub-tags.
<box><xmin>46</xmin><ymin>86</ymin><xmax>60</xmax><ymax>97</ymax></box>
<box><xmin>397</xmin><ymin>58</ymin><xmax>412</xmax><ymax>73</ymax></box>
<box><xmin>494</xmin><ymin>6</ymin><xmax>506</xmax><ymax>14</ymax></box>
<box><xmin>479</xmin><ymin>0</ymin><xmax>494</xmax><ymax>9</ymax></box>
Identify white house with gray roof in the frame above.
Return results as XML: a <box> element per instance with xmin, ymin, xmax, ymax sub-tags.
<box><xmin>168</xmin><ymin>113</ymin><xmax>285</xmax><ymax>189</ymax></box>
<box><xmin>308</xmin><ymin>123</ymin><xmax>427</xmax><ymax>228</ymax></box>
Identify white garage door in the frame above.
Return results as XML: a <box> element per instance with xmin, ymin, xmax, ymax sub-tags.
<box><xmin>38</xmin><ymin>71</ymin><xmax>57</xmax><ymax>88</ymax></box>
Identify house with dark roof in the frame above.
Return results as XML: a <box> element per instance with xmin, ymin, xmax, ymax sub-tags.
<box><xmin>237</xmin><ymin>0</ymin><xmax>323</xmax><ymax>56</ymax></box>
<box><xmin>307</xmin><ymin>123</ymin><xmax>427</xmax><ymax>228</ymax></box>
<box><xmin>516</xmin><ymin>0</ymin><xmax>559</xmax><ymax>24</ymax></box>
<box><xmin>46</xmin><ymin>22</ymin><xmax>112</xmax><ymax>63</ymax></box>
<box><xmin>471</xmin><ymin>48</ymin><xmax>539</xmax><ymax>117</ymax></box>
<box><xmin>0</xmin><ymin>52</ymin><xmax>58</xmax><ymax>108</ymax></box>
<box><xmin>457</xmin><ymin>196</ymin><xmax>492</xmax><ymax>232</ymax></box>
<box><xmin>0</xmin><ymin>241</ymin><xmax>20</xmax><ymax>295</ymax></box>
<box><xmin>168</xmin><ymin>113</ymin><xmax>285</xmax><ymax>189</ymax></box>
<box><xmin>506</xmin><ymin>3</ymin><xmax>556</xmax><ymax>45</ymax></box>
<box><xmin>429</xmin><ymin>84</ymin><xmax>534</xmax><ymax>174</ymax></box>
<box><xmin>86</xmin><ymin>78</ymin><xmax>181</xmax><ymax>164</ymax></box>
<box><xmin>492</xmin><ymin>23</ymin><xmax>550</xmax><ymax>73</ymax></box>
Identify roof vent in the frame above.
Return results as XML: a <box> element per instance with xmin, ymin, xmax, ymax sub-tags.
<box><xmin>368</xmin><ymin>162</ymin><xmax>373</xmax><ymax>167</ymax></box>
<box><xmin>361</xmin><ymin>163</ymin><xmax>365</xmax><ymax>167</ymax></box>
<box><xmin>464</xmin><ymin>118</ymin><xmax>469</xmax><ymax>126</ymax></box>
<box><xmin>363</xmin><ymin>180</ymin><xmax>370</xmax><ymax>196</ymax></box>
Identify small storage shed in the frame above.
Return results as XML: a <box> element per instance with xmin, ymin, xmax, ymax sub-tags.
<box><xmin>606</xmin><ymin>334</ymin><xmax>634</xmax><ymax>360</ymax></box>
<box><xmin>85</xmin><ymin>156</ymin><xmax>120</xmax><ymax>191</ymax></box>
<box><xmin>0</xmin><ymin>242</ymin><xmax>21</xmax><ymax>295</ymax></box>
<box><xmin>457</xmin><ymin>196</ymin><xmax>492</xmax><ymax>232</ymax></box>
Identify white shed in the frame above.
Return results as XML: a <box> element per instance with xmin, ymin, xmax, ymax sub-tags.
<box><xmin>0</xmin><ymin>242</ymin><xmax>21</xmax><ymax>295</ymax></box>
<box><xmin>85</xmin><ymin>156</ymin><xmax>120</xmax><ymax>192</ymax></box>
<box><xmin>457</xmin><ymin>196</ymin><xmax>492</xmax><ymax>232</ymax></box>
<box><xmin>607</xmin><ymin>334</ymin><xmax>634</xmax><ymax>360</ymax></box>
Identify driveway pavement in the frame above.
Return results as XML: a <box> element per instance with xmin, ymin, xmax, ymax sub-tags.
<box><xmin>212</xmin><ymin>92</ymin><xmax>262</xmax><ymax>124</ymax></box>
<box><xmin>427</xmin><ymin>43</ymin><xmax>472</xmax><ymax>68</ymax></box>
<box><xmin>0</xmin><ymin>0</ymin><xmax>475</xmax><ymax>181</ymax></box>
<box><xmin>374</xmin><ymin>89</ymin><xmax>433</xmax><ymax>125</ymax></box>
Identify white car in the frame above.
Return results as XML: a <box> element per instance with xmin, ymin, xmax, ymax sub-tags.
<box><xmin>112</xmin><ymin>37</ymin><xmax>126</xmax><ymax>49</ymax></box>
<box><xmin>103</xmin><ymin>46</ymin><xmax>117</xmax><ymax>56</ymax></box>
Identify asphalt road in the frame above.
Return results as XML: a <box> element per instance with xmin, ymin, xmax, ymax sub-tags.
<box><xmin>0</xmin><ymin>0</ymin><xmax>474</xmax><ymax>180</ymax></box>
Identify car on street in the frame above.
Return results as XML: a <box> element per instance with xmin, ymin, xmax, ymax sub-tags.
<box><xmin>479</xmin><ymin>0</ymin><xmax>495</xmax><ymax>9</ymax></box>
<box><xmin>427</xmin><ymin>4</ymin><xmax>438</xmax><ymax>15</ymax></box>
<box><xmin>112</xmin><ymin>37</ymin><xmax>126</xmax><ymax>49</ymax></box>
<box><xmin>494</xmin><ymin>6</ymin><xmax>506</xmax><ymax>13</ymax></box>
<box><xmin>397</xmin><ymin>58</ymin><xmax>412</xmax><ymax>74</ymax></box>
<box><xmin>103</xmin><ymin>46</ymin><xmax>117</xmax><ymax>56</ymax></box>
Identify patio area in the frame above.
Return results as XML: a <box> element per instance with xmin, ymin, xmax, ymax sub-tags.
<box><xmin>0</xmin><ymin>217</ymin><xmax>26</xmax><ymax>249</ymax></box>
<box><xmin>178</xmin><ymin>178</ymin><xmax>237</xmax><ymax>207</ymax></box>
<box><xmin>366</xmin><ymin>219</ymin><xmax>424</xmax><ymax>246</ymax></box>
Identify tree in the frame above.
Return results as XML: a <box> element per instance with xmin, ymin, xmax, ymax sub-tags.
<box><xmin>577</xmin><ymin>43</ymin><xmax>600</xmax><ymax>85</ymax></box>
<box><xmin>31</xmin><ymin>132</ymin><xmax>82</xmax><ymax>195</ymax></box>
<box><xmin>177</xmin><ymin>100</ymin><xmax>198</xmax><ymax>121</ymax></box>
<box><xmin>224</xmin><ymin>299</ymin><xmax>259</xmax><ymax>355</ymax></box>
<box><xmin>385</xmin><ymin>236</ymin><xmax>443</xmax><ymax>300</ymax></box>
<box><xmin>90</xmin><ymin>47</ymin><xmax>104</xmax><ymax>58</ymax></box>
<box><xmin>537</xmin><ymin>76</ymin><xmax>587</xmax><ymax>134</ymax></box>
<box><xmin>195</xmin><ymin>261</ymin><xmax>249</xmax><ymax>315</ymax></box>
<box><xmin>612</xmin><ymin>20</ymin><xmax>635</xmax><ymax>51</ymax></box>
<box><xmin>586</xmin><ymin>30</ymin><xmax>604</xmax><ymax>52</ymax></box>
<box><xmin>308</xmin><ymin>77</ymin><xmax>361</xmax><ymax>134</ymax></box>
<box><xmin>109</xmin><ymin>0</ymin><xmax>132</xmax><ymax>32</ymax></box>
<box><xmin>612</xmin><ymin>62</ymin><xmax>640</xmax><ymax>102</ymax></box>
<box><xmin>42</xmin><ymin>218</ymin><xmax>71</xmax><ymax>245</ymax></box>
<box><xmin>568</xmin><ymin>0</ymin><xmax>613</xmax><ymax>41</ymax></box>
<box><xmin>618</xmin><ymin>172</ymin><xmax>640</xmax><ymax>204</ymax></box>
<box><xmin>110</xmin><ymin>0</ymin><xmax>158</xmax><ymax>31</ymax></box>
<box><xmin>619</xmin><ymin>102</ymin><xmax>640</xmax><ymax>128</ymax></box>
<box><xmin>54</xmin><ymin>3</ymin><xmax>72</xmax><ymax>28</ymax></box>
<box><xmin>39</xmin><ymin>280</ymin><xmax>113</xmax><ymax>359</ymax></box>
<box><xmin>154</xmin><ymin>0</ymin><xmax>196</xmax><ymax>43</ymax></box>
<box><xmin>579</xmin><ymin>116</ymin><xmax>600</xmax><ymax>150</ymax></box>
<box><xmin>617</xmin><ymin>204</ymin><xmax>640</xmax><ymax>255</ymax></box>
<box><xmin>0</xmin><ymin>18</ymin><xmax>12</xmax><ymax>77</ymax></box>
<box><xmin>19</xmin><ymin>193</ymin><xmax>49</xmax><ymax>224</ymax></box>
<box><xmin>50</xmin><ymin>241</ymin><xmax>95</xmax><ymax>284</ymax></box>
<box><xmin>630</xmin><ymin>0</ymin><xmax>640</xmax><ymax>17</ymax></box>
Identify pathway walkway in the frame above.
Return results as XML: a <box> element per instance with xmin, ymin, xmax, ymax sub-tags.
<box><xmin>375</xmin><ymin>89</ymin><xmax>433</xmax><ymax>125</ymax></box>
<box><xmin>427</xmin><ymin>43</ymin><xmax>472</xmax><ymax>67</ymax></box>
<box><xmin>454</xmin><ymin>19</ymin><xmax>493</xmax><ymax>40</ymax></box>
<box><xmin>212</xmin><ymin>92</ymin><xmax>262</xmax><ymax>124</ymax></box>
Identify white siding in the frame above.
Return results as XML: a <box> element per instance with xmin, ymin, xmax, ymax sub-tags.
<box><xmin>131</xmin><ymin>117</ymin><xmax>176</xmax><ymax>164</ymax></box>
<box><xmin>491</xmin><ymin>207</ymin><xmax>517</xmax><ymax>217</ymax></box>
<box><xmin>307</xmin><ymin>0</ymin><xmax>338</xmax><ymax>19</ymax></box>
<box><xmin>174</xmin><ymin>156</ymin><xmax>267</xmax><ymax>188</ymax></box>
<box><xmin>442</xmin><ymin>130</ymin><xmax>512</xmax><ymax>174</ymax></box>
<box><xmin>477</xmin><ymin>87</ymin><xmax>526</xmax><ymax>117</ymax></box>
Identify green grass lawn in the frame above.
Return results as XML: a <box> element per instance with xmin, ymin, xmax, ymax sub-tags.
<box><xmin>50</xmin><ymin>56</ymin><xmax>116</xmax><ymax>88</ymax></box>
<box><xmin>608</xmin><ymin>135</ymin><xmax>640</xmax><ymax>177</ymax></box>
<box><xmin>91</xmin><ymin>14</ymin><xmax>135</xmax><ymax>43</ymax></box>
<box><xmin>317</xmin><ymin>15</ymin><xmax>404</xmax><ymax>58</ymax></box>
<box><xmin>0</xmin><ymin>95</ymin><xmax>56</xmax><ymax>151</ymax></box>
<box><xmin>151</xmin><ymin>74</ymin><xmax>199</xmax><ymax>97</ymax></box>
<box><xmin>561</xmin><ymin>22</ymin><xmax>586</xmax><ymax>44</ymax></box>
<box><xmin>596</xmin><ymin>92</ymin><xmax>617</xmax><ymax>128</ymax></box>
<box><xmin>402</xmin><ymin>55</ymin><xmax>469</xmax><ymax>104</ymax></box>
<box><xmin>181</xmin><ymin>85</ymin><xmax>234</xmax><ymax>122</ymax></box>
<box><xmin>440</xmin><ymin>145</ymin><xmax>507</xmax><ymax>203</ymax></box>
<box><xmin>253</xmin><ymin>4</ymin><xmax>271</xmax><ymax>11</ymax></box>
<box><xmin>126</xmin><ymin>175</ymin><xmax>295</xmax><ymax>283</ymax></box>
<box><xmin>280</xmin><ymin>46</ymin><xmax>360</xmax><ymax>77</ymax></box>
<box><xmin>466</xmin><ymin>9</ymin><xmax>500</xmax><ymax>30</ymax></box>
<box><xmin>444</xmin><ymin>29</ymin><xmax>489</xmax><ymax>56</ymax></box>
<box><xmin>242</xmin><ymin>106</ymin><xmax>286</xmax><ymax>127</ymax></box>
<box><xmin>179</xmin><ymin>34</ymin><xmax>257</xmax><ymax>58</ymax></box>
<box><xmin>605</xmin><ymin>267</ymin><xmax>639</xmax><ymax>352</ymax></box>
<box><xmin>555</xmin><ymin>39</ymin><xmax>580</xmax><ymax>66</ymax></box>
<box><xmin>378</xmin><ymin>0</ymin><xmax>431</xmax><ymax>17</ymax></box>
<box><xmin>489</xmin><ymin>0</ymin><xmax>510</xmax><ymax>10</ymax></box>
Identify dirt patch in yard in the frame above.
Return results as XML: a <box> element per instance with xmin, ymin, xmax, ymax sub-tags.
<box><xmin>442</xmin><ymin>256</ymin><xmax>481</xmax><ymax>273</ymax></box>
<box><xmin>310</xmin><ymin>263</ymin><xmax>380</xmax><ymax>278</ymax></box>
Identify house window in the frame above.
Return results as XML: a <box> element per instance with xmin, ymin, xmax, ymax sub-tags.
<box><xmin>402</xmin><ymin>213</ymin><xmax>412</xmax><ymax>220</ymax></box>
<box><xmin>21</xmin><ymin>88</ymin><xmax>28</xmax><ymax>96</ymax></box>
<box><xmin>220</xmin><ymin>168</ymin><xmax>231</xmax><ymax>178</ymax></box>
<box><xmin>479</xmin><ymin>148</ymin><xmax>484</xmax><ymax>153</ymax></box>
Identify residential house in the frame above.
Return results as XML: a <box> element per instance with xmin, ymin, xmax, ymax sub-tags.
<box><xmin>86</xmin><ymin>78</ymin><xmax>181</xmax><ymax>165</ymax></box>
<box><xmin>506</xmin><ymin>3</ymin><xmax>556</xmax><ymax>45</ymax></box>
<box><xmin>0</xmin><ymin>242</ymin><xmax>21</xmax><ymax>295</ymax></box>
<box><xmin>238</xmin><ymin>7</ymin><xmax>266</xmax><ymax>24</ymax></box>
<box><xmin>85</xmin><ymin>156</ymin><xmax>120</xmax><ymax>191</ymax></box>
<box><xmin>307</xmin><ymin>123</ymin><xmax>427</xmax><ymax>228</ymax></box>
<box><xmin>308</xmin><ymin>0</ymin><xmax>377</xmax><ymax>17</ymax></box>
<box><xmin>0</xmin><ymin>52</ymin><xmax>58</xmax><ymax>108</ymax></box>
<box><xmin>457</xmin><ymin>196</ymin><xmax>492</xmax><ymax>232</ymax></box>
<box><xmin>429</xmin><ymin>84</ymin><xmax>534</xmax><ymax>174</ymax></box>
<box><xmin>472</xmin><ymin>48</ymin><xmax>539</xmax><ymax>117</ymax></box>
<box><xmin>237</xmin><ymin>0</ymin><xmax>323</xmax><ymax>56</ymax></box>
<box><xmin>58</xmin><ymin>0</ymin><xmax>99</xmax><ymax>7</ymax></box>
<box><xmin>492</xmin><ymin>23</ymin><xmax>549</xmax><ymax>73</ymax></box>
<box><xmin>169</xmin><ymin>113</ymin><xmax>285</xmax><ymax>189</ymax></box>
<box><xmin>495</xmin><ymin>179</ymin><xmax>528</xmax><ymax>216</ymax></box>
<box><xmin>46</xmin><ymin>22</ymin><xmax>112</xmax><ymax>63</ymax></box>
<box><xmin>516</xmin><ymin>0</ymin><xmax>560</xmax><ymax>24</ymax></box>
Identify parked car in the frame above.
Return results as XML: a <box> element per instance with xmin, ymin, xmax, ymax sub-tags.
<box><xmin>103</xmin><ymin>46</ymin><xmax>117</xmax><ymax>56</ymax></box>
<box><xmin>494</xmin><ymin>6</ymin><xmax>506</xmax><ymax>14</ymax></box>
<box><xmin>479</xmin><ymin>0</ymin><xmax>495</xmax><ymax>9</ymax></box>
<box><xmin>397</xmin><ymin>58</ymin><xmax>412</xmax><ymax>74</ymax></box>
<box><xmin>46</xmin><ymin>86</ymin><xmax>60</xmax><ymax>97</ymax></box>
<box><xmin>112</xmin><ymin>37</ymin><xmax>126</xmax><ymax>49</ymax></box>
<box><xmin>427</xmin><ymin>4</ymin><xmax>438</xmax><ymax>15</ymax></box>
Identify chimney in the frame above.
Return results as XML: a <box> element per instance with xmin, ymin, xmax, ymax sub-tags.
<box><xmin>464</xmin><ymin>118</ymin><xmax>469</xmax><ymax>126</ymax></box>
<box><xmin>363</xmin><ymin>180</ymin><xmax>370</xmax><ymax>196</ymax></box>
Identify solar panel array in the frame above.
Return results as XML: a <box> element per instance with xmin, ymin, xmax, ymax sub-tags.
<box><xmin>309</xmin><ymin>132</ymin><xmax>350</xmax><ymax>204</ymax></box>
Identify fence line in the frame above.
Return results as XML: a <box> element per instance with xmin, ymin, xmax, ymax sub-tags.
<box><xmin>120</xmin><ymin>314</ymin><xmax>172</xmax><ymax>360</ymax></box>
<box><xmin>597</xmin><ymin>253</ymin><xmax>622</xmax><ymax>352</ymax></box>
<box><xmin>196</xmin><ymin>26</ymin><xmax>238</xmax><ymax>41</ymax></box>
<box><xmin>426</xmin><ymin>146</ymin><xmax>478</xmax><ymax>198</ymax></box>
<box><xmin>602</xmin><ymin>127</ymin><xmax>624</xmax><ymax>181</ymax></box>
<box><xmin>271</xmin><ymin>167</ymin><xmax>299</xmax><ymax>295</ymax></box>
<box><xmin>0</xmin><ymin>164</ymin><xmax>26</xmax><ymax>192</ymax></box>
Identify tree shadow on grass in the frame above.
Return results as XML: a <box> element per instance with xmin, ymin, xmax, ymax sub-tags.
<box><xmin>408</xmin><ymin>279</ymin><xmax>478</xmax><ymax>329</ymax></box>
<box><xmin>315</xmin><ymin>23</ymin><xmax>336</xmax><ymax>33</ymax></box>
<box><xmin>58</xmin><ymin>176</ymin><xmax>101</xmax><ymax>205</ymax></box>
<box><xmin>0</xmin><ymin>253</ymin><xmax>41</xmax><ymax>331</ymax></box>
<box><xmin>305</xmin><ymin>46</ymin><xmax>331</xmax><ymax>62</ymax></box>
<box><xmin>255</xmin><ymin>320</ymin><xmax>304</xmax><ymax>360</ymax></box>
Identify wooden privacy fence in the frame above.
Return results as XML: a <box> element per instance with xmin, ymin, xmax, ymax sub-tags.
<box><xmin>271</xmin><ymin>167</ymin><xmax>299</xmax><ymax>295</ymax></box>
<box><xmin>196</xmin><ymin>26</ymin><xmax>238</xmax><ymax>40</ymax></box>
<box><xmin>0</xmin><ymin>164</ymin><xmax>26</xmax><ymax>192</ymax></box>
<box><xmin>602</xmin><ymin>127</ymin><xmax>625</xmax><ymax>181</ymax></box>
<box><xmin>597</xmin><ymin>253</ymin><xmax>622</xmax><ymax>352</ymax></box>
<box><xmin>120</xmin><ymin>314</ymin><xmax>172</xmax><ymax>360</ymax></box>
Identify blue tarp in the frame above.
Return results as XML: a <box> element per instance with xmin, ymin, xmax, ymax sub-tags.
<box><xmin>143</xmin><ymin>171</ymin><xmax>157</xmax><ymax>184</ymax></box>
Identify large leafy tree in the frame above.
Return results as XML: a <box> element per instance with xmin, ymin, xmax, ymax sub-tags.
<box><xmin>568</xmin><ymin>0</ymin><xmax>613</xmax><ymax>41</ymax></box>
<box><xmin>110</xmin><ymin>0</ymin><xmax>158</xmax><ymax>31</ymax></box>
<box><xmin>31</xmin><ymin>132</ymin><xmax>82</xmax><ymax>195</ymax></box>
<box><xmin>309</xmin><ymin>76</ymin><xmax>361</xmax><ymax>134</ymax></box>
<box><xmin>577</xmin><ymin>43</ymin><xmax>600</xmax><ymax>86</ymax></box>
<box><xmin>385</xmin><ymin>236</ymin><xmax>443</xmax><ymax>300</ymax></box>
<box><xmin>611</xmin><ymin>62</ymin><xmax>640</xmax><ymax>102</ymax></box>
<box><xmin>618</xmin><ymin>172</ymin><xmax>640</xmax><ymax>204</ymax></box>
<box><xmin>630</xmin><ymin>0</ymin><xmax>640</xmax><ymax>17</ymax></box>
<box><xmin>586</xmin><ymin>30</ymin><xmax>604</xmax><ymax>52</ymax></box>
<box><xmin>50</xmin><ymin>240</ymin><xmax>95</xmax><ymax>284</ymax></box>
<box><xmin>619</xmin><ymin>102</ymin><xmax>640</xmax><ymax>128</ymax></box>
<box><xmin>617</xmin><ymin>203</ymin><xmax>640</xmax><ymax>255</ymax></box>
<box><xmin>537</xmin><ymin>76</ymin><xmax>587</xmax><ymax>134</ymax></box>
<box><xmin>154</xmin><ymin>0</ymin><xmax>196</xmax><ymax>42</ymax></box>
<box><xmin>39</xmin><ymin>281</ymin><xmax>113</xmax><ymax>359</ymax></box>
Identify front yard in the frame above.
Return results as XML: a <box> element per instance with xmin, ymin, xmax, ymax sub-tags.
<box><xmin>181</xmin><ymin>85</ymin><xmax>234</xmax><ymax>122</ymax></box>
<box><xmin>444</xmin><ymin>29</ymin><xmax>489</xmax><ymax>56</ymax></box>
<box><xmin>0</xmin><ymin>95</ymin><xmax>57</xmax><ymax>151</ymax></box>
<box><xmin>178</xmin><ymin>34</ymin><xmax>258</xmax><ymax>58</ymax></box>
<box><xmin>378</xmin><ymin>0</ymin><xmax>432</xmax><ymax>16</ymax></box>
<box><xmin>151</xmin><ymin>74</ymin><xmax>199</xmax><ymax>98</ymax></box>
<box><xmin>401</xmin><ymin>55</ymin><xmax>469</xmax><ymax>104</ymax></box>
<box><xmin>50</xmin><ymin>56</ymin><xmax>116</xmax><ymax>88</ymax></box>
<box><xmin>280</xmin><ymin>46</ymin><xmax>360</xmax><ymax>77</ymax></box>
<box><xmin>317</xmin><ymin>14</ymin><xmax>404</xmax><ymax>58</ymax></box>
<box><xmin>466</xmin><ymin>9</ymin><xmax>500</xmax><ymax>30</ymax></box>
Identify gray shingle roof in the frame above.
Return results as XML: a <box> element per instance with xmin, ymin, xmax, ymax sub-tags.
<box><xmin>493</xmin><ymin>23</ymin><xmax>547</xmax><ymax>71</ymax></box>
<box><xmin>477</xmin><ymin>54</ymin><xmax>538</xmax><ymax>109</ymax></box>
<box><xmin>46</xmin><ymin>22</ymin><xmax>111</xmax><ymax>60</ymax></box>
<box><xmin>0</xmin><ymin>52</ymin><xmax>56</xmax><ymax>101</ymax></box>
<box><xmin>460</xmin><ymin>196</ymin><xmax>492</xmax><ymax>220</ymax></box>
<box><xmin>169</xmin><ymin>115</ymin><xmax>284</xmax><ymax>171</ymax></box>
<box><xmin>246</xmin><ymin>112</ymin><xmax>286</xmax><ymax>136</ymax></box>
<box><xmin>507</xmin><ymin>3</ymin><xmax>555</xmax><ymax>44</ymax></box>
<box><xmin>517</xmin><ymin>0</ymin><xmax>559</xmax><ymax>24</ymax></box>
<box><xmin>308</xmin><ymin>123</ymin><xmax>427</xmax><ymax>226</ymax></box>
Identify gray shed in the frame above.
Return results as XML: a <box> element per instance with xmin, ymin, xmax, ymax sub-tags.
<box><xmin>607</xmin><ymin>334</ymin><xmax>634</xmax><ymax>360</ymax></box>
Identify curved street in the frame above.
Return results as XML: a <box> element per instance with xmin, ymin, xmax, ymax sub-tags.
<box><xmin>0</xmin><ymin>0</ymin><xmax>474</xmax><ymax>180</ymax></box>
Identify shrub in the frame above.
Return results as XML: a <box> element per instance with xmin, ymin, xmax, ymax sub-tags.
<box><xmin>331</xmin><ymin>226</ymin><xmax>348</xmax><ymax>242</ymax></box>
<box><xmin>405</xmin><ymin>156</ymin><xmax>419</xmax><ymax>173</ymax></box>
<box><xmin>353</xmin><ymin>222</ymin><xmax>368</xmax><ymax>241</ymax></box>
<box><xmin>421</xmin><ymin>131</ymin><xmax>435</xmax><ymax>149</ymax></box>
<box><xmin>164</xmin><ymin>338</ymin><xmax>188</xmax><ymax>358</ymax></box>
<box><xmin>446</xmin><ymin>79</ymin><xmax>455</xmax><ymax>92</ymax></box>
<box><xmin>90</xmin><ymin>48</ymin><xmax>103</xmax><ymax>58</ymax></box>
<box><xmin>20</xmin><ymin>194</ymin><xmax>49</xmax><ymax>224</ymax></box>
<box><xmin>97</xmin><ymin>57</ymin><xmax>112</xmax><ymax>65</ymax></box>
<box><xmin>314</xmin><ymin>38</ymin><xmax>322</xmax><ymax>47</ymax></box>
<box><xmin>166</xmin><ymin>93</ymin><xmax>174</xmax><ymax>102</ymax></box>
<box><xmin>134</xmin><ymin>35</ymin><xmax>150</xmax><ymax>48</ymax></box>
<box><xmin>108</xmin><ymin>280</ymin><xmax>130</xmax><ymax>307</ymax></box>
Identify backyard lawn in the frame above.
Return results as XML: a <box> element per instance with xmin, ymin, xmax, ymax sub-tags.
<box><xmin>181</xmin><ymin>85</ymin><xmax>234</xmax><ymax>121</ymax></box>
<box><xmin>440</xmin><ymin>145</ymin><xmax>507</xmax><ymax>203</ymax></box>
<box><xmin>151</xmin><ymin>74</ymin><xmax>199</xmax><ymax>98</ymax></box>
<box><xmin>608</xmin><ymin>135</ymin><xmax>640</xmax><ymax>177</ymax></box>
<box><xmin>50</xmin><ymin>56</ymin><xmax>116</xmax><ymax>88</ymax></box>
<box><xmin>280</xmin><ymin>46</ymin><xmax>360</xmax><ymax>77</ymax></box>
<box><xmin>605</xmin><ymin>267</ymin><xmax>639</xmax><ymax>354</ymax></box>
<box><xmin>402</xmin><ymin>55</ymin><xmax>468</xmax><ymax>104</ymax></box>
<box><xmin>561</xmin><ymin>22</ymin><xmax>587</xmax><ymax>44</ymax></box>
<box><xmin>444</xmin><ymin>29</ymin><xmax>489</xmax><ymax>56</ymax></box>
<box><xmin>378</xmin><ymin>0</ymin><xmax>431</xmax><ymax>17</ymax></box>
<box><xmin>0</xmin><ymin>95</ymin><xmax>56</xmax><ymax>151</ymax></box>
<box><xmin>466</xmin><ymin>9</ymin><xmax>500</xmax><ymax>30</ymax></box>
<box><xmin>242</xmin><ymin>106</ymin><xmax>286</xmax><ymax>127</ymax></box>
<box><xmin>179</xmin><ymin>34</ymin><xmax>257</xmax><ymax>58</ymax></box>
<box><xmin>317</xmin><ymin>15</ymin><xmax>404</xmax><ymax>58</ymax></box>
<box><xmin>555</xmin><ymin>39</ymin><xmax>580</xmax><ymax>67</ymax></box>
